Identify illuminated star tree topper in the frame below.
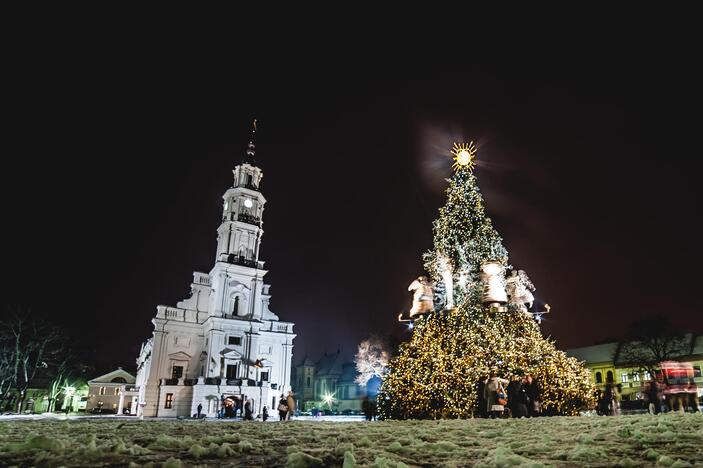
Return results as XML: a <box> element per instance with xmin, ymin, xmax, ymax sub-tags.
<box><xmin>451</xmin><ymin>141</ymin><xmax>477</xmax><ymax>171</ymax></box>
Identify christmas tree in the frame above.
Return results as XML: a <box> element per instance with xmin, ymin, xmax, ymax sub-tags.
<box><xmin>379</xmin><ymin>143</ymin><xmax>594</xmax><ymax>419</ymax></box>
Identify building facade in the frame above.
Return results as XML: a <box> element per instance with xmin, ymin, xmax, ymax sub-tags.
<box><xmin>85</xmin><ymin>368</ymin><xmax>137</xmax><ymax>414</ymax></box>
<box><xmin>293</xmin><ymin>351</ymin><xmax>366</xmax><ymax>412</ymax></box>
<box><xmin>136</xmin><ymin>129</ymin><xmax>295</xmax><ymax>418</ymax></box>
<box><xmin>566</xmin><ymin>334</ymin><xmax>703</xmax><ymax>401</ymax></box>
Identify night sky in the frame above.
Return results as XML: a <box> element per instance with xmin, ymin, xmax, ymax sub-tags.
<box><xmin>3</xmin><ymin>34</ymin><xmax>702</xmax><ymax>373</ymax></box>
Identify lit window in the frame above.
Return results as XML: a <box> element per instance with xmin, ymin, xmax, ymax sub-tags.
<box><xmin>621</xmin><ymin>373</ymin><xmax>629</xmax><ymax>383</ymax></box>
<box><xmin>114</xmin><ymin>387</ymin><xmax>120</xmax><ymax>396</ymax></box>
<box><xmin>165</xmin><ymin>393</ymin><xmax>173</xmax><ymax>409</ymax></box>
<box><xmin>644</xmin><ymin>371</ymin><xmax>652</xmax><ymax>380</ymax></box>
<box><xmin>99</xmin><ymin>386</ymin><xmax>106</xmax><ymax>395</ymax></box>
<box><xmin>633</xmin><ymin>373</ymin><xmax>640</xmax><ymax>382</ymax></box>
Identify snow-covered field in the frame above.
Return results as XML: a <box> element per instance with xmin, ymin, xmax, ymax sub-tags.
<box><xmin>1</xmin><ymin>414</ymin><xmax>701</xmax><ymax>467</ymax></box>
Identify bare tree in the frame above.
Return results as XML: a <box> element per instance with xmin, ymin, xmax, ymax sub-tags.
<box><xmin>0</xmin><ymin>311</ymin><xmax>68</xmax><ymax>413</ymax></box>
<box><xmin>616</xmin><ymin>315</ymin><xmax>689</xmax><ymax>376</ymax></box>
<box><xmin>354</xmin><ymin>334</ymin><xmax>391</xmax><ymax>386</ymax></box>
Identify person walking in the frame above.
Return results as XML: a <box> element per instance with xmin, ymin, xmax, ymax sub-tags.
<box><xmin>278</xmin><ymin>394</ymin><xmax>288</xmax><ymax>421</ymax></box>
<box><xmin>196</xmin><ymin>403</ymin><xmax>203</xmax><ymax>418</ymax></box>
<box><xmin>286</xmin><ymin>390</ymin><xmax>296</xmax><ymax>421</ymax></box>
<box><xmin>484</xmin><ymin>372</ymin><xmax>509</xmax><ymax>419</ymax></box>
<box><xmin>645</xmin><ymin>378</ymin><xmax>660</xmax><ymax>415</ymax></box>
<box><xmin>262</xmin><ymin>405</ymin><xmax>269</xmax><ymax>421</ymax></box>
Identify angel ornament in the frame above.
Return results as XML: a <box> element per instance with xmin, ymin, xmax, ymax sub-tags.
<box><xmin>506</xmin><ymin>269</ymin><xmax>535</xmax><ymax>313</ymax></box>
<box><xmin>408</xmin><ymin>276</ymin><xmax>435</xmax><ymax>318</ymax></box>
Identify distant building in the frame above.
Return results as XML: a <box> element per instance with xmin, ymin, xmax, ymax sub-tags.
<box><xmin>293</xmin><ymin>351</ymin><xmax>366</xmax><ymax>412</ymax></box>
<box><xmin>566</xmin><ymin>333</ymin><xmax>703</xmax><ymax>400</ymax></box>
<box><xmin>135</xmin><ymin>127</ymin><xmax>295</xmax><ymax>418</ymax></box>
<box><xmin>85</xmin><ymin>368</ymin><xmax>137</xmax><ymax>414</ymax></box>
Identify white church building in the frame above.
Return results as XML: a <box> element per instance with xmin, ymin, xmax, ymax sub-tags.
<box><xmin>135</xmin><ymin>126</ymin><xmax>295</xmax><ymax>418</ymax></box>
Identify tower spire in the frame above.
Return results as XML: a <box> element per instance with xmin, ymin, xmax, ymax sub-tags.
<box><xmin>245</xmin><ymin>118</ymin><xmax>257</xmax><ymax>163</ymax></box>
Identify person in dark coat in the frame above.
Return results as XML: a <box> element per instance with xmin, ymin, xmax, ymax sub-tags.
<box><xmin>196</xmin><ymin>403</ymin><xmax>203</xmax><ymax>418</ymax></box>
<box><xmin>244</xmin><ymin>400</ymin><xmax>253</xmax><ymax>420</ymax></box>
<box><xmin>645</xmin><ymin>378</ymin><xmax>661</xmax><ymax>415</ymax></box>
<box><xmin>508</xmin><ymin>376</ymin><xmax>528</xmax><ymax>418</ymax></box>
<box><xmin>278</xmin><ymin>394</ymin><xmax>288</xmax><ymax>421</ymax></box>
<box><xmin>476</xmin><ymin>375</ymin><xmax>488</xmax><ymax>418</ymax></box>
<box><xmin>262</xmin><ymin>406</ymin><xmax>269</xmax><ymax>421</ymax></box>
<box><xmin>361</xmin><ymin>395</ymin><xmax>372</xmax><ymax>421</ymax></box>
<box><xmin>525</xmin><ymin>374</ymin><xmax>541</xmax><ymax>417</ymax></box>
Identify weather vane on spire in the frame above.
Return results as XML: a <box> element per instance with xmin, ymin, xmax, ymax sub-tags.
<box><xmin>451</xmin><ymin>141</ymin><xmax>477</xmax><ymax>172</ymax></box>
<box><xmin>246</xmin><ymin>118</ymin><xmax>257</xmax><ymax>161</ymax></box>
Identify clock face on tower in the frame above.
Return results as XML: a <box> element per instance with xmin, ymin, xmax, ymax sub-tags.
<box><xmin>244</xmin><ymin>199</ymin><xmax>253</xmax><ymax>209</ymax></box>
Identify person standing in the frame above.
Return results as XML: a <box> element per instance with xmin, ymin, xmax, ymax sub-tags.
<box><xmin>361</xmin><ymin>395</ymin><xmax>372</xmax><ymax>421</ymax></box>
<box><xmin>286</xmin><ymin>390</ymin><xmax>296</xmax><ymax>421</ymax></box>
<box><xmin>525</xmin><ymin>375</ymin><xmax>541</xmax><ymax>417</ymax></box>
<box><xmin>262</xmin><ymin>406</ymin><xmax>269</xmax><ymax>421</ymax></box>
<box><xmin>196</xmin><ymin>403</ymin><xmax>203</xmax><ymax>418</ymax></box>
<box><xmin>244</xmin><ymin>399</ymin><xmax>253</xmax><ymax>420</ymax></box>
<box><xmin>476</xmin><ymin>375</ymin><xmax>488</xmax><ymax>418</ymax></box>
<box><xmin>278</xmin><ymin>394</ymin><xmax>288</xmax><ymax>421</ymax></box>
<box><xmin>508</xmin><ymin>376</ymin><xmax>528</xmax><ymax>418</ymax></box>
<box><xmin>484</xmin><ymin>372</ymin><xmax>509</xmax><ymax>419</ymax></box>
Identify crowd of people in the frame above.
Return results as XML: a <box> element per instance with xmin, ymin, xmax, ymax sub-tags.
<box><xmin>477</xmin><ymin>372</ymin><xmax>542</xmax><ymax>419</ymax></box>
<box><xmin>210</xmin><ymin>390</ymin><xmax>297</xmax><ymax>421</ymax></box>
<box><xmin>595</xmin><ymin>377</ymin><xmax>701</xmax><ymax>416</ymax></box>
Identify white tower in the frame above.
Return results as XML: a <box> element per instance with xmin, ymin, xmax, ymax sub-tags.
<box><xmin>135</xmin><ymin>120</ymin><xmax>295</xmax><ymax>418</ymax></box>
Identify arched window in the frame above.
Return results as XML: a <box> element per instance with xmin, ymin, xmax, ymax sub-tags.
<box><xmin>232</xmin><ymin>296</ymin><xmax>240</xmax><ymax>315</ymax></box>
<box><xmin>111</xmin><ymin>377</ymin><xmax>127</xmax><ymax>383</ymax></box>
<box><xmin>595</xmin><ymin>372</ymin><xmax>602</xmax><ymax>384</ymax></box>
<box><xmin>606</xmin><ymin>370</ymin><xmax>614</xmax><ymax>383</ymax></box>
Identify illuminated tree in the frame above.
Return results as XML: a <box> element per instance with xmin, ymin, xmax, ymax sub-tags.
<box><xmin>379</xmin><ymin>143</ymin><xmax>594</xmax><ymax>418</ymax></box>
<box><xmin>354</xmin><ymin>334</ymin><xmax>391</xmax><ymax>386</ymax></box>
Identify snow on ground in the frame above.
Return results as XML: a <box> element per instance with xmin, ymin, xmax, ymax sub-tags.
<box><xmin>0</xmin><ymin>413</ymin><xmax>701</xmax><ymax>467</ymax></box>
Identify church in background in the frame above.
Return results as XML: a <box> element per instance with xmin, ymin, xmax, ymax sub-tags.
<box><xmin>135</xmin><ymin>124</ymin><xmax>295</xmax><ymax>418</ymax></box>
<box><xmin>293</xmin><ymin>350</ymin><xmax>379</xmax><ymax>413</ymax></box>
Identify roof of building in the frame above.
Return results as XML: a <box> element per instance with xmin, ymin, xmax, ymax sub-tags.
<box><xmin>565</xmin><ymin>343</ymin><xmax>619</xmax><ymax>364</ymax></box>
<box><xmin>315</xmin><ymin>351</ymin><xmax>345</xmax><ymax>377</ymax></box>
<box><xmin>88</xmin><ymin>368</ymin><xmax>136</xmax><ymax>385</ymax></box>
<box><xmin>300</xmin><ymin>356</ymin><xmax>315</xmax><ymax>367</ymax></box>
<box><xmin>567</xmin><ymin>334</ymin><xmax>703</xmax><ymax>365</ymax></box>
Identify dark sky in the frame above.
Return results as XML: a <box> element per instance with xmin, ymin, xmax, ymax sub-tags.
<box><xmin>3</xmin><ymin>29</ymin><xmax>702</xmax><ymax>373</ymax></box>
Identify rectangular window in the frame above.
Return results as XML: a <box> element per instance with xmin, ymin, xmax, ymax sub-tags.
<box><xmin>228</xmin><ymin>336</ymin><xmax>242</xmax><ymax>346</ymax></box>
<box><xmin>99</xmin><ymin>386</ymin><xmax>106</xmax><ymax>395</ymax></box>
<box><xmin>261</xmin><ymin>371</ymin><xmax>269</xmax><ymax>382</ymax></box>
<box><xmin>306</xmin><ymin>376</ymin><xmax>311</xmax><ymax>387</ymax></box>
<box><xmin>621</xmin><ymin>373</ymin><xmax>629</xmax><ymax>383</ymax></box>
<box><xmin>226</xmin><ymin>364</ymin><xmax>238</xmax><ymax>379</ymax></box>
<box><xmin>644</xmin><ymin>371</ymin><xmax>652</xmax><ymax>380</ymax></box>
<box><xmin>165</xmin><ymin>393</ymin><xmax>173</xmax><ymax>409</ymax></box>
<box><xmin>694</xmin><ymin>366</ymin><xmax>702</xmax><ymax>378</ymax></box>
<box><xmin>114</xmin><ymin>387</ymin><xmax>120</xmax><ymax>396</ymax></box>
<box><xmin>172</xmin><ymin>366</ymin><xmax>183</xmax><ymax>379</ymax></box>
<box><xmin>633</xmin><ymin>373</ymin><xmax>640</xmax><ymax>381</ymax></box>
